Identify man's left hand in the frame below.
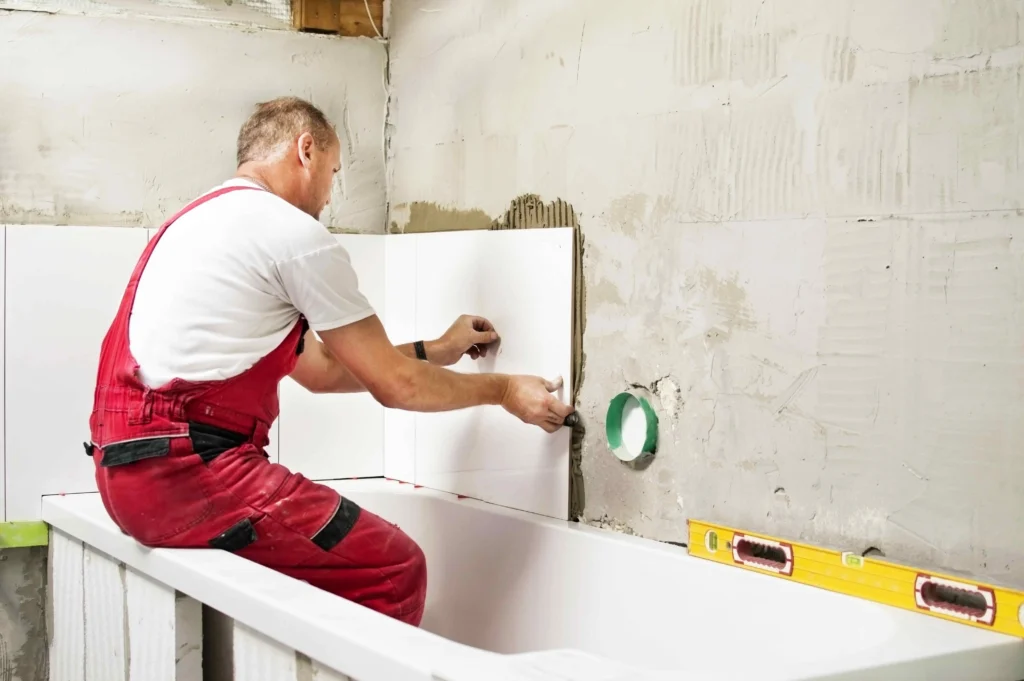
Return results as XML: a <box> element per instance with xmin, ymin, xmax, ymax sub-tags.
<box><xmin>430</xmin><ymin>315</ymin><xmax>501</xmax><ymax>366</ymax></box>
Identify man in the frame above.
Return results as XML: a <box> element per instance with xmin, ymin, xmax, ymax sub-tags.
<box><xmin>87</xmin><ymin>96</ymin><xmax>574</xmax><ymax>627</ymax></box>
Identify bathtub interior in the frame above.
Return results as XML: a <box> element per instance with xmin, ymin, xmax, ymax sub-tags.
<box><xmin>328</xmin><ymin>480</ymin><xmax>1015</xmax><ymax>677</ymax></box>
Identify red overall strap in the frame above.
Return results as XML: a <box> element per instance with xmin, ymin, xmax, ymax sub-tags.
<box><xmin>89</xmin><ymin>184</ymin><xmax>269</xmax><ymax>448</ymax></box>
<box><xmin>115</xmin><ymin>185</ymin><xmax>263</xmax><ymax>328</ymax></box>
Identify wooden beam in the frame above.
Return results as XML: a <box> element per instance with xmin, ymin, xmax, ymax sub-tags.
<box><xmin>291</xmin><ymin>0</ymin><xmax>341</xmax><ymax>33</ymax></box>
<box><xmin>338</xmin><ymin>0</ymin><xmax>383</xmax><ymax>37</ymax></box>
<box><xmin>291</xmin><ymin>0</ymin><xmax>383</xmax><ymax>37</ymax></box>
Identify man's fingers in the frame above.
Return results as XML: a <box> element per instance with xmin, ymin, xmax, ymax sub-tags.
<box><xmin>539</xmin><ymin>421</ymin><xmax>559</xmax><ymax>433</ymax></box>
<box><xmin>545</xmin><ymin>412</ymin><xmax>567</xmax><ymax>426</ymax></box>
<box><xmin>472</xmin><ymin>330</ymin><xmax>500</xmax><ymax>345</ymax></box>
<box><xmin>471</xmin><ymin>316</ymin><xmax>496</xmax><ymax>333</ymax></box>
<box><xmin>548</xmin><ymin>400</ymin><xmax>574</xmax><ymax>419</ymax></box>
<box><xmin>543</xmin><ymin>376</ymin><xmax>564</xmax><ymax>392</ymax></box>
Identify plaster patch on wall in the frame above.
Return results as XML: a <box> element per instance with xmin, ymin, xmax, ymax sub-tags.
<box><xmin>584</xmin><ymin>514</ymin><xmax>638</xmax><ymax>536</ymax></box>
<box><xmin>1</xmin><ymin>11</ymin><xmax>387</xmax><ymax>232</ymax></box>
<box><xmin>390</xmin><ymin>202</ymin><xmax>494</xmax><ymax>233</ymax></box>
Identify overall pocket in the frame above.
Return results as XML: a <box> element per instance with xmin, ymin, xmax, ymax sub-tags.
<box><xmin>98</xmin><ymin>436</ymin><xmax>215</xmax><ymax>545</ymax></box>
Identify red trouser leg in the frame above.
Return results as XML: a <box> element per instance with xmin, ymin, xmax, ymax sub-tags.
<box><xmin>241</xmin><ymin>506</ymin><xmax>427</xmax><ymax>625</ymax></box>
<box><xmin>96</xmin><ymin>440</ymin><xmax>427</xmax><ymax>625</ymax></box>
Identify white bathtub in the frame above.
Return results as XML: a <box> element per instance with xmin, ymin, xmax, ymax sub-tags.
<box><xmin>44</xmin><ymin>478</ymin><xmax>1024</xmax><ymax>681</ymax></box>
<box><xmin>328</xmin><ymin>479</ymin><xmax>1024</xmax><ymax>681</ymax></box>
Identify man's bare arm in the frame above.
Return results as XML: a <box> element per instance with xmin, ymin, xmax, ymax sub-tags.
<box><xmin>315</xmin><ymin>315</ymin><xmax>573</xmax><ymax>432</ymax></box>
<box><xmin>289</xmin><ymin>330</ymin><xmax>458</xmax><ymax>394</ymax></box>
<box><xmin>289</xmin><ymin>315</ymin><xmax>497</xmax><ymax>394</ymax></box>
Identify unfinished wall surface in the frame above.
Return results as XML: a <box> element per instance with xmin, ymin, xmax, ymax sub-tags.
<box><xmin>387</xmin><ymin>0</ymin><xmax>1024</xmax><ymax>586</ymax></box>
<box><xmin>0</xmin><ymin>548</ymin><xmax>47</xmax><ymax>681</ymax></box>
<box><xmin>1</xmin><ymin>6</ymin><xmax>387</xmax><ymax>231</ymax></box>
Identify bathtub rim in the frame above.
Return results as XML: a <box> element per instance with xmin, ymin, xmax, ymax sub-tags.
<box><xmin>41</xmin><ymin>489</ymin><xmax>491</xmax><ymax>681</ymax></box>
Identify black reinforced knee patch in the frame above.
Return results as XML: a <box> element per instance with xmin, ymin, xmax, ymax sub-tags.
<box><xmin>311</xmin><ymin>498</ymin><xmax>361</xmax><ymax>551</ymax></box>
<box><xmin>209</xmin><ymin>518</ymin><xmax>258</xmax><ymax>552</ymax></box>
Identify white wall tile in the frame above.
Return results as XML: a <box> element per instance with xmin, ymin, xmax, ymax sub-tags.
<box><xmin>410</xmin><ymin>229</ymin><xmax>574</xmax><ymax>519</ymax></box>
<box><xmin>277</xmin><ymin>235</ymin><xmax>387</xmax><ymax>480</ymax></box>
<box><xmin>382</xmin><ymin>235</ymin><xmax>417</xmax><ymax>482</ymax></box>
<box><xmin>5</xmin><ymin>225</ymin><xmax>147</xmax><ymax>520</ymax></box>
<box><xmin>0</xmin><ymin>227</ymin><xmax>5</xmax><ymax>521</ymax></box>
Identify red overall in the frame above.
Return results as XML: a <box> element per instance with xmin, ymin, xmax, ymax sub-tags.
<box><xmin>87</xmin><ymin>185</ymin><xmax>426</xmax><ymax>625</ymax></box>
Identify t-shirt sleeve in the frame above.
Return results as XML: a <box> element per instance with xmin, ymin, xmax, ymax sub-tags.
<box><xmin>274</xmin><ymin>241</ymin><xmax>376</xmax><ymax>332</ymax></box>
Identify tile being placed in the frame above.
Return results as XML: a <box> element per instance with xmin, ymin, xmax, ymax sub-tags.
<box><xmin>5</xmin><ymin>225</ymin><xmax>147</xmax><ymax>520</ymax></box>
<box><xmin>410</xmin><ymin>228</ymin><xmax>574</xmax><ymax>519</ymax></box>
<box><xmin>278</xmin><ymin>235</ymin><xmax>386</xmax><ymax>480</ymax></box>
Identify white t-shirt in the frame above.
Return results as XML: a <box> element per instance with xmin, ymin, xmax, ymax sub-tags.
<box><xmin>129</xmin><ymin>178</ymin><xmax>375</xmax><ymax>388</ymax></box>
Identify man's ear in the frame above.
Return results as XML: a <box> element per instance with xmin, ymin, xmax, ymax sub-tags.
<box><xmin>297</xmin><ymin>132</ymin><xmax>314</xmax><ymax>168</ymax></box>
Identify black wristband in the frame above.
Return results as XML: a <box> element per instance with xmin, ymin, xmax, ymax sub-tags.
<box><xmin>414</xmin><ymin>340</ymin><xmax>428</xmax><ymax>361</ymax></box>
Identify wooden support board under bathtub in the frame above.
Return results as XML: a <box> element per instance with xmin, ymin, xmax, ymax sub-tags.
<box><xmin>687</xmin><ymin>519</ymin><xmax>1024</xmax><ymax>638</ymax></box>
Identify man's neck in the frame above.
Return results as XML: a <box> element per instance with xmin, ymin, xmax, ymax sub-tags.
<box><xmin>234</xmin><ymin>165</ymin><xmax>278</xmax><ymax>194</ymax></box>
<box><xmin>235</xmin><ymin>162</ymin><xmax>312</xmax><ymax>217</ymax></box>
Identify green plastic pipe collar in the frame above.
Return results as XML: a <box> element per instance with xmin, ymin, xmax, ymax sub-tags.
<box><xmin>605</xmin><ymin>389</ymin><xmax>659</xmax><ymax>462</ymax></box>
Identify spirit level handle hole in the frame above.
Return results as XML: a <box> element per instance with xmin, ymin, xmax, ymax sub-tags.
<box><xmin>735</xmin><ymin>538</ymin><xmax>788</xmax><ymax>570</ymax></box>
<box><xmin>920</xmin><ymin>582</ymin><xmax>988</xmax><ymax>618</ymax></box>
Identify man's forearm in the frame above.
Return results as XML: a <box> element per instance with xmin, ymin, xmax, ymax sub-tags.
<box><xmin>386</xmin><ymin>359</ymin><xmax>510</xmax><ymax>412</ymax></box>
<box><xmin>297</xmin><ymin>338</ymin><xmax>444</xmax><ymax>394</ymax></box>
<box><xmin>395</xmin><ymin>339</ymin><xmax>444</xmax><ymax>365</ymax></box>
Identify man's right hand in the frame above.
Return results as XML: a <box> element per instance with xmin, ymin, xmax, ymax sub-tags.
<box><xmin>501</xmin><ymin>375</ymin><xmax>575</xmax><ymax>433</ymax></box>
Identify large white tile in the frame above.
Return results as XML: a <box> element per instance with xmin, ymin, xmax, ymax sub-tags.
<box><xmin>5</xmin><ymin>225</ymin><xmax>147</xmax><ymax>520</ymax></box>
<box><xmin>411</xmin><ymin>229</ymin><xmax>574</xmax><ymax>519</ymax></box>
<box><xmin>0</xmin><ymin>228</ymin><xmax>5</xmax><ymax>521</ymax></box>
<box><xmin>278</xmin><ymin>379</ymin><xmax>383</xmax><ymax>480</ymax></box>
<box><xmin>334</xmin><ymin>235</ymin><xmax>386</xmax><ymax>311</ymax></box>
<box><xmin>382</xmin><ymin>235</ymin><xmax>417</xmax><ymax>483</ymax></box>
<box><xmin>277</xmin><ymin>235</ymin><xmax>387</xmax><ymax>481</ymax></box>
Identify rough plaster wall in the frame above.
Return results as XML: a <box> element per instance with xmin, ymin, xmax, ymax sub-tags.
<box><xmin>1</xmin><ymin>10</ymin><xmax>388</xmax><ymax>232</ymax></box>
<box><xmin>0</xmin><ymin>0</ymin><xmax>291</xmax><ymax>28</ymax></box>
<box><xmin>0</xmin><ymin>548</ymin><xmax>47</xmax><ymax>681</ymax></box>
<box><xmin>387</xmin><ymin>0</ymin><xmax>1024</xmax><ymax>585</ymax></box>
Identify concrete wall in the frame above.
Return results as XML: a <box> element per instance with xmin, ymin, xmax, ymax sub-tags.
<box><xmin>0</xmin><ymin>6</ymin><xmax>387</xmax><ymax>677</ymax></box>
<box><xmin>1</xmin><ymin>4</ymin><xmax>387</xmax><ymax>232</ymax></box>
<box><xmin>387</xmin><ymin>0</ymin><xmax>1024</xmax><ymax>586</ymax></box>
<box><xmin>0</xmin><ymin>548</ymin><xmax>46</xmax><ymax>681</ymax></box>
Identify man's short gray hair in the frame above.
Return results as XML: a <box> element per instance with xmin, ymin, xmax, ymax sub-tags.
<box><xmin>236</xmin><ymin>96</ymin><xmax>336</xmax><ymax>166</ymax></box>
